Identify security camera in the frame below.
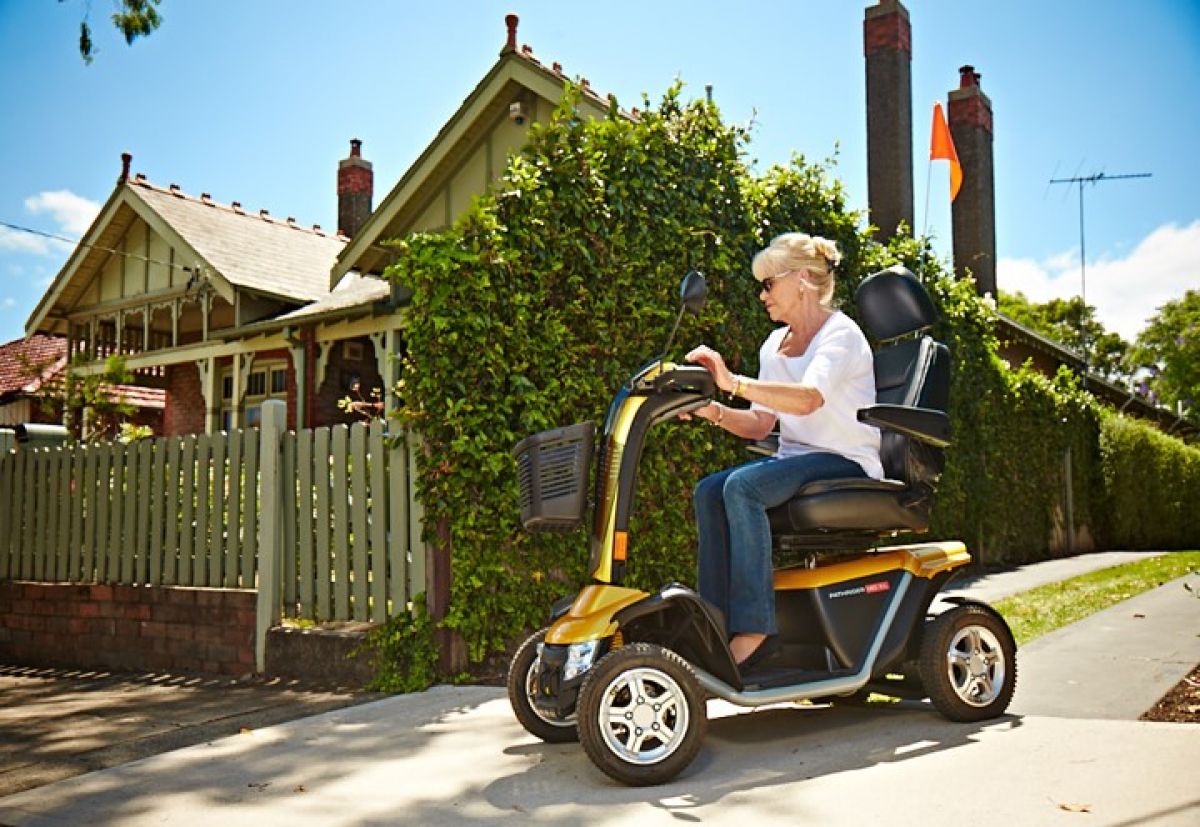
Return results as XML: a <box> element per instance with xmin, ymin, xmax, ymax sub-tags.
<box><xmin>509</xmin><ymin>101</ymin><xmax>525</xmax><ymax>125</ymax></box>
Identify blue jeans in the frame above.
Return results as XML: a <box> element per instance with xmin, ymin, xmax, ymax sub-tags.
<box><xmin>694</xmin><ymin>453</ymin><xmax>868</xmax><ymax>635</ymax></box>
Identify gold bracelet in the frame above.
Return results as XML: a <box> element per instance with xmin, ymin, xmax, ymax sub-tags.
<box><xmin>732</xmin><ymin>376</ymin><xmax>745</xmax><ymax>398</ymax></box>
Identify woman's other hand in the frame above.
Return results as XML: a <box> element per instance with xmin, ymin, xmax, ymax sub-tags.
<box><xmin>678</xmin><ymin>402</ymin><xmax>721</xmax><ymax>423</ymax></box>
<box><xmin>685</xmin><ymin>345</ymin><xmax>735</xmax><ymax>393</ymax></box>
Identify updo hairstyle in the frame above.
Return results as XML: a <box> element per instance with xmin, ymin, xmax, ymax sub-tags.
<box><xmin>751</xmin><ymin>232</ymin><xmax>842</xmax><ymax>306</ymax></box>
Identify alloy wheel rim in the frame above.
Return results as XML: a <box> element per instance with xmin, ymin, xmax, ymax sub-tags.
<box><xmin>945</xmin><ymin>625</ymin><xmax>1006</xmax><ymax>707</ymax></box>
<box><xmin>597</xmin><ymin>666</ymin><xmax>689</xmax><ymax>765</ymax></box>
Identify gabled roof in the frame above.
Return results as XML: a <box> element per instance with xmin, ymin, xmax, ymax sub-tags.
<box><xmin>127</xmin><ymin>179</ymin><xmax>346</xmax><ymax>302</ymax></box>
<box><xmin>331</xmin><ymin>18</ymin><xmax>623</xmax><ymax>283</ymax></box>
<box><xmin>27</xmin><ymin>175</ymin><xmax>347</xmax><ymax>336</ymax></box>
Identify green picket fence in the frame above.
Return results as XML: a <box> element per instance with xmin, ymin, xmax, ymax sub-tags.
<box><xmin>279</xmin><ymin>417</ymin><xmax>426</xmax><ymax>623</ymax></box>
<box><xmin>0</xmin><ymin>403</ymin><xmax>425</xmax><ymax>627</ymax></box>
<box><xmin>0</xmin><ymin>430</ymin><xmax>261</xmax><ymax>589</ymax></box>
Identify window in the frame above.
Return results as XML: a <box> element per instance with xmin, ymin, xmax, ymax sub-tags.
<box><xmin>246</xmin><ymin>371</ymin><xmax>266</xmax><ymax>397</ymax></box>
<box><xmin>220</xmin><ymin>359</ymin><xmax>288</xmax><ymax>430</ymax></box>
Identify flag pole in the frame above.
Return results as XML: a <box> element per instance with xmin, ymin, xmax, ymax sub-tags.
<box><xmin>919</xmin><ymin>155</ymin><xmax>933</xmax><ymax>279</ymax></box>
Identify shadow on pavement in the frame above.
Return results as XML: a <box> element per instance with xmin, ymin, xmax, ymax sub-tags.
<box><xmin>0</xmin><ymin>662</ymin><xmax>374</xmax><ymax>797</ymax></box>
<box><xmin>483</xmin><ymin>700</ymin><xmax>1024</xmax><ymax>819</ymax></box>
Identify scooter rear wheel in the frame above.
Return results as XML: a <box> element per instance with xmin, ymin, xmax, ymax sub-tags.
<box><xmin>919</xmin><ymin>603</ymin><xmax>1017</xmax><ymax>722</ymax></box>
<box><xmin>506</xmin><ymin>627</ymin><xmax>578</xmax><ymax>743</ymax></box>
<box><xmin>577</xmin><ymin>643</ymin><xmax>707</xmax><ymax>786</ymax></box>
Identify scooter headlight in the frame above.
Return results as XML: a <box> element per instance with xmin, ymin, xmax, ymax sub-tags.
<box><xmin>563</xmin><ymin>640</ymin><xmax>600</xmax><ymax>682</ymax></box>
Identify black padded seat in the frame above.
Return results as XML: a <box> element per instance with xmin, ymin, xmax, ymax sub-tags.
<box><xmin>766</xmin><ymin>266</ymin><xmax>950</xmax><ymax>542</ymax></box>
<box><xmin>768</xmin><ymin>480</ymin><xmax>927</xmax><ymax>535</ymax></box>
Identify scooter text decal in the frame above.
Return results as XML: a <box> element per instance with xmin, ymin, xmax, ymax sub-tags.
<box><xmin>828</xmin><ymin>580</ymin><xmax>892</xmax><ymax>599</ymax></box>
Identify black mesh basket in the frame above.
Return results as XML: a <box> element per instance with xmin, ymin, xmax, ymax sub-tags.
<box><xmin>513</xmin><ymin>421</ymin><xmax>595</xmax><ymax>533</ymax></box>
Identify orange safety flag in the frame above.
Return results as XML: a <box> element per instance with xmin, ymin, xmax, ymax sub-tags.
<box><xmin>930</xmin><ymin>102</ymin><xmax>962</xmax><ymax>201</ymax></box>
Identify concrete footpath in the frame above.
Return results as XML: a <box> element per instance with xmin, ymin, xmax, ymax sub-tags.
<box><xmin>0</xmin><ymin>552</ymin><xmax>1196</xmax><ymax>826</ymax></box>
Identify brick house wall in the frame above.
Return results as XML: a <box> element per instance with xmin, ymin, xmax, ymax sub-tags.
<box><xmin>159</xmin><ymin>336</ymin><xmax>384</xmax><ymax>436</ymax></box>
<box><xmin>163</xmin><ymin>362</ymin><xmax>205</xmax><ymax>436</ymax></box>
<box><xmin>0</xmin><ymin>582</ymin><xmax>255</xmax><ymax>677</ymax></box>
<box><xmin>312</xmin><ymin>336</ymin><xmax>384</xmax><ymax>427</ymax></box>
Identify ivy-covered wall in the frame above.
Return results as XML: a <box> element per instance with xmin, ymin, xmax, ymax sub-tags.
<box><xmin>386</xmin><ymin>86</ymin><xmax>1200</xmax><ymax>670</ymax></box>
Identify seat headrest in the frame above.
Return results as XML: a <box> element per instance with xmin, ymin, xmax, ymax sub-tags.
<box><xmin>855</xmin><ymin>265</ymin><xmax>938</xmax><ymax>340</ymax></box>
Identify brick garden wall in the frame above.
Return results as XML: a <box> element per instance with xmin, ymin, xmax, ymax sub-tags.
<box><xmin>0</xmin><ymin>582</ymin><xmax>255</xmax><ymax>677</ymax></box>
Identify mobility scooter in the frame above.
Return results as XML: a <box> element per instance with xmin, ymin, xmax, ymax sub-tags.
<box><xmin>507</xmin><ymin>266</ymin><xmax>1017</xmax><ymax>786</ymax></box>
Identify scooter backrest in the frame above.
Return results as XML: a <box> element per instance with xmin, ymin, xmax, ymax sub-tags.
<box><xmin>856</xmin><ymin>265</ymin><xmax>937</xmax><ymax>342</ymax></box>
<box><xmin>855</xmin><ymin>266</ymin><xmax>950</xmax><ymax>497</ymax></box>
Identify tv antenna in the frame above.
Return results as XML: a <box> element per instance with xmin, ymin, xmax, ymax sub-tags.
<box><xmin>1048</xmin><ymin>170</ymin><xmax>1151</xmax><ymax>371</ymax></box>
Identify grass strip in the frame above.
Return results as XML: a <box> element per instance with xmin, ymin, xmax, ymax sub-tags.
<box><xmin>993</xmin><ymin>551</ymin><xmax>1200</xmax><ymax>645</ymax></box>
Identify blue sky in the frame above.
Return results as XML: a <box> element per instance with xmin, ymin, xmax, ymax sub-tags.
<box><xmin>1</xmin><ymin>1</ymin><xmax>1197</xmax><ymax>342</ymax></box>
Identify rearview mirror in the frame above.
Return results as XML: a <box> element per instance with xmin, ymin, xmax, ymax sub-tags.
<box><xmin>680</xmin><ymin>270</ymin><xmax>707</xmax><ymax>315</ymax></box>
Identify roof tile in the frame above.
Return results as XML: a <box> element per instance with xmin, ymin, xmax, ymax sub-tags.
<box><xmin>0</xmin><ymin>335</ymin><xmax>66</xmax><ymax>396</ymax></box>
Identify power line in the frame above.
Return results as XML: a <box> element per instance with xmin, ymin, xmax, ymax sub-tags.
<box><xmin>0</xmin><ymin>219</ymin><xmax>198</xmax><ymax>275</ymax></box>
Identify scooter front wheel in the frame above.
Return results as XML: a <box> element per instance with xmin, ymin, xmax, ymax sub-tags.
<box><xmin>920</xmin><ymin>603</ymin><xmax>1017</xmax><ymax>721</ymax></box>
<box><xmin>577</xmin><ymin>643</ymin><xmax>707</xmax><ymax>786</ymax></box>
<box><xmin>506</xmin><ymin>628</ymin><xmax>578</xmax><ymax>743</ymax></box>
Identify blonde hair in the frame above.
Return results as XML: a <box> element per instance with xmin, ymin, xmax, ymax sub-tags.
<box><xmin>751</xmin><ymin>232</ymin><xmax>842</xmax><ymax>306</ymax></box>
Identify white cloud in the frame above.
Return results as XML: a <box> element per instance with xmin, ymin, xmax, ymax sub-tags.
<box><xmin>0</xmin><ymin>189</ymin><xmax>99</xmax><ymax>259</ymax></box>
<box><xmin>998</xmin><ymin>220</ymin><xmax>1200</xmax><ymax>340</ymax></box>
<box><xmin>24</xmin><ymin>190</ymin><xmax>101</xmax><ymax>236</ymax></box>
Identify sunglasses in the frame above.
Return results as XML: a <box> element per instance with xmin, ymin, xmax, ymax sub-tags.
<box><xmin>760</xmin><ymin>270</ymin><xmax>795</xmax><ymax>293</ymax></box>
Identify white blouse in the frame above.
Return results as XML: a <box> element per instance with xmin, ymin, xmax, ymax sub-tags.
<box><xmin>750</xmin><ymin>311</ymin><xmax>883</xmax><ymax>479</ymax></box>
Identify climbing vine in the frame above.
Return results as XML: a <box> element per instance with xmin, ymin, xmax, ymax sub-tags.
<box><xmin>384</xmin><ymin>83</ymin><xmax>1200</xmax><ymax>672</ymax></box>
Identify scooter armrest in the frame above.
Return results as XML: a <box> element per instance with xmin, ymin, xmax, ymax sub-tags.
<box><xmin>857</xmin><ymin>405</ymin><xmax>951</xmax><ymax>448</ymax></box>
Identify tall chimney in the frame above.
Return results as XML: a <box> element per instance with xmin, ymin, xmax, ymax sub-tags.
<box><xmin>864</xmin><ymin>0</ymin><xmax>913</xmax><ymax>241</ymax></box>
<box><xmin>337</xmin><ymin>138</ymin><xmax>373</xmax><ymax>239</ymax></box>
<box><xmin>949</xmin><ymin>66</ymin><xmax>996</xmax><ymax>296</ymax></box>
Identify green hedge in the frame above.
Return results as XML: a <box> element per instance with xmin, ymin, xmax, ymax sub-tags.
<box><xmin>385</xmin><ymin>84</ymin><xmax>1199</xmax><ymax>670</ymax></box>
<box><xmin>1099</xmin><ymin>415</ymin><xmax>1200</xmax><ymax>548</ymax></box>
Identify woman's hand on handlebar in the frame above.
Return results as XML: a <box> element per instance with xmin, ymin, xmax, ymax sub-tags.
<box><xmin>685</xmin><ymin>345</ymin><xmax>735</xmax><ymax>394</ymax></box>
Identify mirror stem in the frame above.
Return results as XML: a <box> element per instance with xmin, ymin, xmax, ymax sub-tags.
<box><xmin>656</xmin><ymin>304</ymin><xmax>687</xmax><ymax>366</ymax></box>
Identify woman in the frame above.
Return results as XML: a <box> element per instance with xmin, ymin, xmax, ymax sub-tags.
<box><xmin>684</xmin><ymin>232</ymin><xmax>882</xmax><ymax>669</ymax></box>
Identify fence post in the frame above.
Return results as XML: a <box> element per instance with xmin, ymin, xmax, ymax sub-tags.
<box><xmin>255</xmin><ymin>400</ymin><xmax>287</xmax><ymax>673</ymax></box>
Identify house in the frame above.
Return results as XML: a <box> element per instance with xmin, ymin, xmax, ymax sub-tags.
<box><xmin>995</xmin><ymin>315</ymin><xmax>1195</xmax><ymax>438</ymax></box>
<box><xmin>0</xmin><ymin>333</ymin><xmax>163</xmax><ymax>433</ymax></box>
<box><xmin>25</xmin><ymin>15</ymin><xmax>618</xmax><ymax>436</ymax></box>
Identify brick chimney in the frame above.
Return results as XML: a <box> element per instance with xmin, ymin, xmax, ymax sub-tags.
<box><xmin>949</xmin><ymin>66</ymin><xmax>996</xmax><ymax>296</ymax></box>
<box><xmin>503</xmin><ymin>13</ymin><xmax>519</xmax><ymax>54</ymax></box>
<box><xmin>864</xmin><ymin>0</ymin><xmax>913</xmax><ymax>241</ymax></box>
<box><xmin>337</xmin><ymin>138</ymin><xmax>373</xmax><ymax>239</ymax></box>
